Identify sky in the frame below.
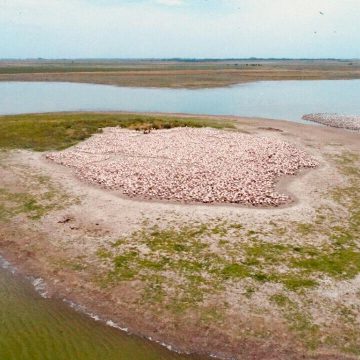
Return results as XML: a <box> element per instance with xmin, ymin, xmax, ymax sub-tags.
<box><xmin>1</xmin><ymin>0</ymin><xmax>359</xmax><ymax>59</ymax></box>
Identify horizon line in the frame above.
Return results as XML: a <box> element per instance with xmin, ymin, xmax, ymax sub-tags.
<box><xmin>0</xmin><ymin>57</ymin><xmax>359</xmax><ymax>62</ymax></box>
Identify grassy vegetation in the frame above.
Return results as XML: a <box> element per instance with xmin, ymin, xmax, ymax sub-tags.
<box><xmin>0</xmin><ymin>66</ymin><xmax>166</xmax><ymax>74</ymax></box>
<box><xmin>90</xmin><ymin>151</ymin><xmax>360</xmax><ymax>353</ymax></box>
<box><xmin>0</xmin><ymin>113</ymin><xmax>235</xmax><ymax>151</ymax></box>
<box><xmin>0</xmin><ymin>158</ymin><xmax>75</xmax><ymax>221</ymax></box>
<box><xmin>0</xmin><ymin>147</ymin><xmax>357</xmax><ymax>353</ymax></box>
<box><xmin>0</xmin><ymin>63</ymin><xmax>249</xmax><ymax>74</ymax></box>
<box><xmin>98</xmin><ymin>209</ymin><xmax>359</xmax><ymax>308</ymax></box>
<box><xmin>0</xmin><ymin>180</ymin><xmax>72</xmax><ymax>221</ymax></box>
<box><xmin>270</xmin><ymin>293</ymin><xmax>320</xmax><ymax>349</ymax></box>
<box><xmin>0</xmin><ymin>66</ymin><xmax>129</xmax><ymax>74</ymax></box>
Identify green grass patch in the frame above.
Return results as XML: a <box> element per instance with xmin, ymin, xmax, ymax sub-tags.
<box><xmin>270</xmin><ymin>293</ymin><xmax>320</xmax><ymax>349</ymax></box>
<box><xmin>0</xmin><ymin>157</ymin><xmax>75</xmax><ymax>221</ymax></box>
<box><xmin>96</xmin><ymin>248</ymin><xmax>112</xmax><ymax>259</ymax></box>
<box><xmin>296</xmin><ymin>223</ymin><xmax>315</xmax><ymax>235</ymax></box>
<box><xmin>0</xmin><ymin>187</ymin><xmax>69</xmax><ymax>220</ymax></box>
<box><xmin>55</xmin><ymin>259</ymin><xmax>87</xmax><ymax>271</ymax></box>
<box><xmin>99</xmin><ymin>185</ymin><xmax>360</xmax><ymax>306</ymax></box>
<box><xmin>221</xmin><ymin>263</ymin><xmax>250</xmax><ymax>279</ymax></box>
<box><xmin>292</xmin><ymin>248</ymin><xmax>360</xmax><ymax>279</ymax></box>
<box><xmin>0</xmin><ymin>112</ymin><xmax>235</xmax><ymax>151</ymax></box>
<box><xmin>99</xmin><ymin>222</ymin><xmax>324</xmax><ymax>306</ymax></box>
<box><xmin>270</xmin><ymin>293</ymin><xmax>290</xmax><ymax>307</ymax></box>
<box><xmin>277</xmin><ymin>276</ymin><xmax>317</xmax><ymax>291</ymax></box>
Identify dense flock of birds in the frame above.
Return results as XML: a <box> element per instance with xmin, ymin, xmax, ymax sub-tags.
<box><xmin>46</xmin><ymin>127</ymin><xmax>318</xmax><ymax>206</ymax></box>
<box><xmin>303</xmin><ymin>113</ymin><xmax>360</xmax><ymax>131</ymax></box>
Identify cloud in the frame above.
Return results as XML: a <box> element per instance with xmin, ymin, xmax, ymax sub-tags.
<box><xmin>0</xmin><ymin>0</ymin><xmax>359</xmax><ymax>58</ymax></box>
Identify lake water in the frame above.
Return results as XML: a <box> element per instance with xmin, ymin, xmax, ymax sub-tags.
<box><xmin>1</xmin><ymin>80</ymin><xmax>360</xmax><ymax>122</ymax></box>
<box><xmin>0</xmin><ymin>258</ymin><xmax>202</xmax><ymax>360</ymax></box>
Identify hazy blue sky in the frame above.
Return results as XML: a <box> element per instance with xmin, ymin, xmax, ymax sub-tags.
<box><xmin>1</xmin><ymin>0</ymin><xmax>359</xmax><ymax>59</ymax></box>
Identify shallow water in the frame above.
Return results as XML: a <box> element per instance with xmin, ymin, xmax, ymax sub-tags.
<box><xmin>0</xmin><ymin>260</ymin><xmax>201</xmax><ymax>360</ymax></box>
<box><xmin>0</xmin><ymin>80</ymin><xmax>360</xmax><ymax>122</ymax></box>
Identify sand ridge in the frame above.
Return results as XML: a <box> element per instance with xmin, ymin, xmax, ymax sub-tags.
<box><xmin>303</xmin><ymin>113</ymin><xmax>360</xmax><ymax>131</ymax></box>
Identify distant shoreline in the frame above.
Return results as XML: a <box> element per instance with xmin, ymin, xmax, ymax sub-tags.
<box><xmin>1</xmin><ymin>57</ymin><xmax>360</xmax><ymax>62</ymax></box>
<box><xmin>1</xmin><ymin>59</ymin><xmax>360</xmax><ymax>88</ymax></box>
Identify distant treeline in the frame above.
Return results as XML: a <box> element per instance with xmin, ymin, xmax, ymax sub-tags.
<box><xmin>159</xmin><ymin>58</ymin><xmax>359</xmax><ymax>62</ymax></box>
<box><xmin>1</xmin><ymin>57</ymin><xmax>359</xmax><ymax>62</ymax></box>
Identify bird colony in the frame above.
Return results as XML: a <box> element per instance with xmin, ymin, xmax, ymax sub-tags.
<box><xmin>46</xmin><ymin>127</ymin><xmax>318</xmax><ymax>206</ymax></box>
<box><xmin>303</xmin><ymin>113</ymin><xmax>360</xmax><ymax>131</ymax></box>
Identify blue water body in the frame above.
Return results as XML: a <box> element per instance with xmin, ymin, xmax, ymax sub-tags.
<box><xmin>0</xmin><ymin>80</ymin><xmax>359</xmax><ymax>122</ymax></box>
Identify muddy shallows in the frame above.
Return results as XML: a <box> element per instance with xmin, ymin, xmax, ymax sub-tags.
<box><xmin>0</xmin><ymin>262</ymin><xmax>204</xmax><ymax>360</ymax></box>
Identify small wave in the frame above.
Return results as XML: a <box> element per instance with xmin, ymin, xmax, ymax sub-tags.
<box><xmin>31</xmin><ymin>277</ymin><xmax>49</xmax><ymax>298</ymax></box>
<box><xmin>0</xmin><ymin>255</ymin><xmax>209</xmax><ymax>358</ymax></box>
<box><xmin>106</xmin><ymin>320</ymin><xmax>128</xmax><ymax>332</ymax></box>
<box><xmin>0</xmin><ymin>254</ymin><xmax>51</xmax><ymax>299</ymax></box>
<box><xmin>62</xmin><ymin>298</ymin><xmax>191</xmax><ymax>355</ymax></box>
<box><xmin>63</xmin><ymin>299</ymin><xmax>129</xmax><ymax>332</ymax></box>
<box><xmin>64</xmin><ymin>299</ymin><xmax>101</xmax><ymax>321</ymax></box>
<box><xmin>0</xmin><ymin>255</ymin><xmax>17</xmax><ymax>274</ymax></box>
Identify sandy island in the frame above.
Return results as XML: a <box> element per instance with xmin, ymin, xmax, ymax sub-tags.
<box><xmin>2</xmin><ymin>59</ymin><xmax>360</xmax><ymax>89</ymax></box>
<box><xmin>46</xmin><ymin>127</ymin><xmax>317</xmax><ymax>206</ymax></box>
<box><xmin>303</xmin><ymin>113</ymin><xmax>360</xmax><ymax>131</ymax></box>
<box><xmin>0</xmin><ymin>113</ymin><xmax>359</xmax><ymax>360</ymax></box>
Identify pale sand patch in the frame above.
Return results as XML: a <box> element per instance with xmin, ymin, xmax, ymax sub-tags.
<box><xmin>46</xmin><ymin>127</ymin><xmax>317</xmax><ymax>206</ymax></box>
<box><xmin>303</xmin><ymin>113</ymin><xmax>360</xmax><ymax>131</ymax></box>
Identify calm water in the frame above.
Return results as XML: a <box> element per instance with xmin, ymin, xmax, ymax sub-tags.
<box><xmin>0</xmin><ymin>80</ymin><xmax>360</xmax><ymax>122</ymax></box>
<box><xmin>0</xmin><ymin>260</ymin><xmax>201</xmax><ymax>360</ymax></box>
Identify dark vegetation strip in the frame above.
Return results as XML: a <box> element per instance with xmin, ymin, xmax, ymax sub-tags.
<box><xmin>0</xmin><ymin>112</ymin><xmax>235</xmax><ymax>151</ymax></box>
<box><xmin>0</xmin><ymin>65</ymin><xmax>248</xmax><ymax>74</ymax></box>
